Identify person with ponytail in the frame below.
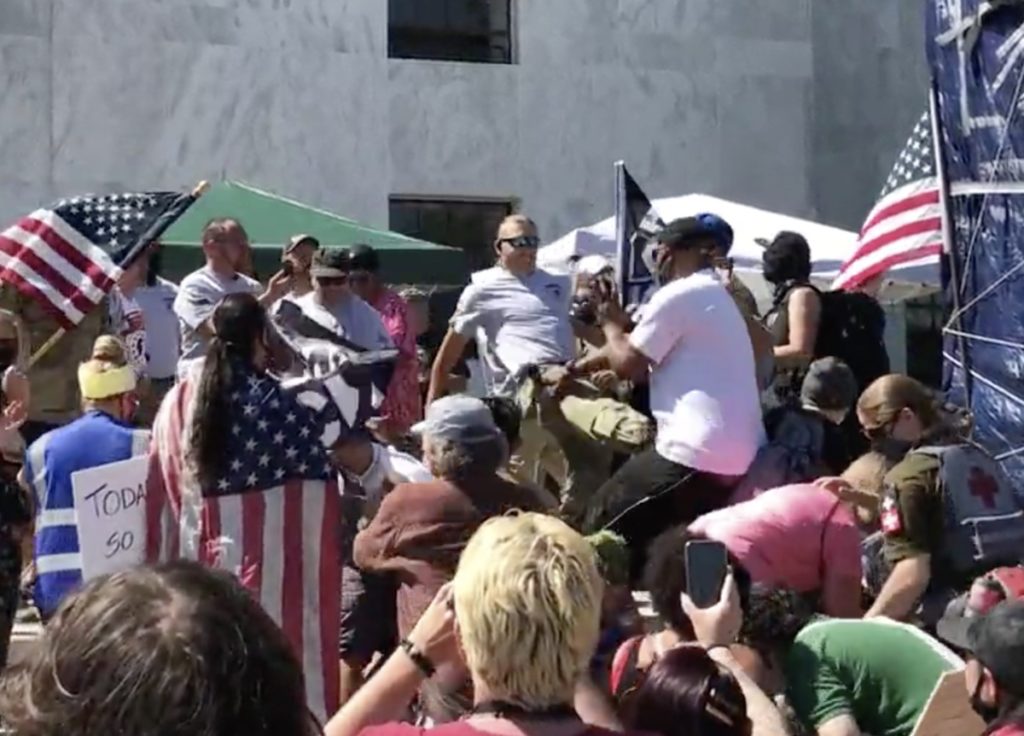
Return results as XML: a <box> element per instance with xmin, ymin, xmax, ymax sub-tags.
<box><xmin>21</xmin><ymin>335</ymin><xmax>150</xmax><ymax>621</ymax></box>
<box><xmin>147</xmin><ymin>292</ymin><xmax>346</xmax><ymax>721</ymax></box>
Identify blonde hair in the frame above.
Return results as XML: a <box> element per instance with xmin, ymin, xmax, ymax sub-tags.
<box><xmin>842</xmin><ymin>451</ymin><xmax>895</xmax><ymax>495</ymax></box>
<box><xmin>857</xmin><ymin>374</ymin><xmax>940</xmax><ymax>431</ymax></box>
<box><xmin>84</xmin><ymin>336</ymin><xmax>128</xmax><ymax>370</ymax></box>
<box><xmin>840</xmin><ymin>451</ymin><xmax>898</xmax><ymax>526</ymax></box>
<box><xmin>496</xmin><ymin>214</ymin><xmax>538</xmax><ymax>240</ymax></box>
<box><xmin>453</xmin><ymin>512</ymin><xmax>602</xmax><ymax>708</ymax></box>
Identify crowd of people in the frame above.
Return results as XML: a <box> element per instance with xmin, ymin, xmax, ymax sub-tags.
<box><xmin>0</xmin><ymin>208</ymin><xmax>1022</xmax><ymax>736</ymax></box>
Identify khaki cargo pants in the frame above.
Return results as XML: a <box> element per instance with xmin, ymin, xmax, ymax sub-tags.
<box><xmin>510</xmin><ymin>375</ymin><xmax>653</xmax><ymax>525</ymax></box>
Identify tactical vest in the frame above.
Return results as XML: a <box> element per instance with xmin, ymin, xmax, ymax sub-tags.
<box><xmin>914</xmin><ymin>444</ymin><xmax>1024</xmax><ymax>574</ymax></box>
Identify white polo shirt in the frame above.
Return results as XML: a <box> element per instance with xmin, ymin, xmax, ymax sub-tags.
<box><xmin>629</xmin><ymin>269</ymin><xmax>763</xmax><ymax>476</ymax></box>
<box><xmin>452</xmin><ymin>266</ymin><xmax>574</xmax><ymax>394</ymax></box>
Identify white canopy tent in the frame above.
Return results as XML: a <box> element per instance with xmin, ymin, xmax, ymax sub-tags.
<box><xmin>538</xmin><ymin>194</ymin><xmax>940</xmax><ymax>305</ymax></box>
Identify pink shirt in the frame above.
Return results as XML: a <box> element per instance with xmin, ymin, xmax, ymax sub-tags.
<box><xmin>371</xmin><ymin>288</ymin><xmax>421</xmax><ymax>433</ymax></box>
<box><xmin>690</xmin><ymin>484</ymin><xmax>862</xmax><ymax>617</ymax></box>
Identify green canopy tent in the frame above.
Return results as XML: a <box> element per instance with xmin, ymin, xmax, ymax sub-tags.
<box><xmin>159</xmin><ymin>180</ymin><xmax>467</xmax><ymax>284</ymax></box>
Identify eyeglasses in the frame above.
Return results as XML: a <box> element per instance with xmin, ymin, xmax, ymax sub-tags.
<box><xmin>500</xmin><ymin>235</ymin><xmax>541</xmax><ymax>249</ymax></box>
<box><xmin>862</xmin><ymin>418</ymin><xmax>895</xmax><ymax>441</ymax></box>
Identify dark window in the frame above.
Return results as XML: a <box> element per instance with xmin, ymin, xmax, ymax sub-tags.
<box><xmin>390</xmin><ymin>197</ymin><xmax>513</xmax><ymax>272</ymax></box>
<box><xmin>388</xmin><ymin>0</ymin><xmax>512</xmax><ymax>64</ymax></box>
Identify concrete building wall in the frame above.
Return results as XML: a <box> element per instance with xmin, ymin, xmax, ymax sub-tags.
<box><xmin>0</xmin><ymin>0</ymin><xmax>926</xmax><ymax>250</ymax></box>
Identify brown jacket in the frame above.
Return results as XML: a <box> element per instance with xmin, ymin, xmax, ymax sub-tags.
<box><xmin>353</xmin><ymin>473</ymin><xmax>544</xmax><ymax>637</ymax></box>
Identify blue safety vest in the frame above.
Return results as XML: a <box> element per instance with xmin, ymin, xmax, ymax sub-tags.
<box><xmin>24</xmin><ymin>410</ymin><xmax>149</xmax><ymax>618</ymax></box>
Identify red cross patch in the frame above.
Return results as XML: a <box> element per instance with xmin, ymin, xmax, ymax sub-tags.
<box><xmin>969</xmin><ymin>467</ymin><xmax>1000</xmax><ymax>509</ymax></box>
<box><xmin>881</xmin><ymin>494</ymin><xmax>904</xmax><ymax>535</ymax></box>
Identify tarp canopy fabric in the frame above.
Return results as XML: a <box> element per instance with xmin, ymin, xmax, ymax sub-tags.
<box><xmin>159</xmin><ymin>181</ymin><xmax>467</xmax><ymax>284</ymax></box>
<box><xmin>930</xmin><ymin>0</ymin><xmax>1024</xmax><ymax>484</ymax></box>
<box><xmin>538</xmin><ymin>193</ymin><xmax>939</xmax><ymax>306</ymax></box>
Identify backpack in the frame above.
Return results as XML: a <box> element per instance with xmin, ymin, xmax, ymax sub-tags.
<box><xmin>730</xmin><ymin>405</ymin><xmax>830</xmax><ymax>504</ymax></box>
<box><xmin>814</xmin><ymin>289</ymin><xmax>890</xmax><ymax>391</ymax></box>
<box><xmin>767</xmin><ymin>285</ymin><xmax>890</xmax><ymax>392</ymax></box>
<box><xmin>914</xmin><ymin>444</ymin><xmax>1024</xmax><ymax>575</ymax></box>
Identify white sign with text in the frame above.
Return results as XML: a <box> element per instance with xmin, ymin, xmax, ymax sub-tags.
<box><xmin>71</xmin><ymin>456</ymin><xmax>148</xmax><ymax>580</ymax></box>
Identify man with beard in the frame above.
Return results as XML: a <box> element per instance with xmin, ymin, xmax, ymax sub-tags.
<box><xmin>173</xmin><ymin>218</ymin><xmax>291</xmax><ymax>378</ymax></box>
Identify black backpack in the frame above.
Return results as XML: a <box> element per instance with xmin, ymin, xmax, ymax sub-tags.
<box><xmin>814</xmin><ymin>288</ymin><xmax>890</xmax><ymax>391</ymax></box>
<box><xmin>770</xmin><ymin>284</ymin><xmax>890</xmax><ymax>392</ymax></box>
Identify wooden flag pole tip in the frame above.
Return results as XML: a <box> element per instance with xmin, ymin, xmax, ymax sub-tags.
<box><xmin>191</xmin><ymin>180</ymin><xmax>210</xmax><ymax>198</ymax></box>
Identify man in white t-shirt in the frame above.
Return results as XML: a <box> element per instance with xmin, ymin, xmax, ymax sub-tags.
<box><xmin>427</xmin><ymin>215</ymin><xmax>651</xmax><ymax>516</ymax></box>
<box><xmin>568</xmin><ymin>216</ymin><xmax>764</xmax><ymax>572</ymax></box>
<box><xmin>173</xmin><ymin>218</ymin><xmax>290</xmax><ymax>378</ymax></box>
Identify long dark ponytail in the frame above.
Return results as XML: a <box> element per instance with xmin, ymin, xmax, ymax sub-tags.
<box><xmin>189</xmin><ymin>293</ymin><xmax>267</xmax><ymax>489</ymax></box>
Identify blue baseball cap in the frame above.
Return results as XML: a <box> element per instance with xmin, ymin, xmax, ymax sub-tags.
<box><xmin>696</xmin><ymin>213</ymin><xmax>734</xmax><ymax>255</ymax></box>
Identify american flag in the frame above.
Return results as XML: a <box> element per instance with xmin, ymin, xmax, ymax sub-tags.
<box><xmin>0</xmin><ymin>192</ymin><xmax>195</xmax><ymax>328</ymax></box>
<box><xmin>145</xmin><ymin>364</ymin><xmax>385</xmax><ymax>721</ymax></box>
<box><xmin>833</xmin><ymin>111</ymin><xmax>943</xmax><ymax>291</ymax></box>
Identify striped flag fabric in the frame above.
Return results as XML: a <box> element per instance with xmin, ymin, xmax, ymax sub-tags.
<box><xmin>145</xmin><ymin>366</ymin><xmax>375</xmax><ymax>721</ymax></box>
<box><xmin>0</xmin><ymin>192</ymin><xmax>195</xmax><ymax>328</ymax></box>
<box><xmin>833</xmin><ymin>111</ymin><xmax>943</xmax><ymax>291</ymax></box>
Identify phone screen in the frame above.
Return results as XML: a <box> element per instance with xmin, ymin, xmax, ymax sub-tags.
<box><xmin>685</xmin><ymin>540</ymin><xmax>729</xmax><ymax>609</ymax></box>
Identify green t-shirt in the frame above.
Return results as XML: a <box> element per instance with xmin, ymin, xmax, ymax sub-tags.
<box><xmin>785</xmin><ymin>618</ymin><xmax>962</xmax><ymax>736</ymax></box>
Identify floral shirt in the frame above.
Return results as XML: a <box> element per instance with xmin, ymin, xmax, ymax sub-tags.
<box><xmin>371</xmin><ymin>288</ymin><xmax>421</xmax><ymax>433</ymax></box>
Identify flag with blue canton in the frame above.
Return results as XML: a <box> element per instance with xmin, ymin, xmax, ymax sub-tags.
<box><xmin>147</xmin><ymin>363</ymin><xmax>347</xmax><ymax>722</ymax></box>
<box><xmin>0</xmin><ymin>191</ymin><xmax>197</xmax><ymax>328</ymax></box>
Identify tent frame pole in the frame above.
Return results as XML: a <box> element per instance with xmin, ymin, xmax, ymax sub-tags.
<box><xmin>931</xmin><ymin>85</ymin><xmax>974</xmax><ymax>428</ymax></box>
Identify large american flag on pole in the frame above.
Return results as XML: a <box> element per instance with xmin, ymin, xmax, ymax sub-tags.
<box><xmin>145</xmin><ymin>365</ymin><xmax>373</xmax><ymax>721</ymax></box>
<box><xmin>833</xmin><ymin>111</ymin><xmax>943</xmax><ymax>291</ymax></box>
<box><xmin>0</xmin><ymin>192</ymin><xmax>195</xmax><ymax>328</ymax></box>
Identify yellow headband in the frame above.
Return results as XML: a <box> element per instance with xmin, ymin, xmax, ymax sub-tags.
<box><xmin>78</xmin><ymin>364</ymin><xmax>136</xmax><ymax>400</ymax></box>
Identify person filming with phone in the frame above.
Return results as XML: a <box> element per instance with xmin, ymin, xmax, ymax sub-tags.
<box><xmin>571</xmin><ymin>217</ymin><xmax>764</xmax><ymax>569</ymax></box>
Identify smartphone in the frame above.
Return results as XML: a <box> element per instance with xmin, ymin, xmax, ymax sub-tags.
<box><xmin>280</xmin><ymin>260</ymin><xmax>295</xmax><ymax>277</ymax></box>
<box><xmin>684</xmin><ymin>540</ymin><xmax>729</xmax><ymax>609</ymax></box>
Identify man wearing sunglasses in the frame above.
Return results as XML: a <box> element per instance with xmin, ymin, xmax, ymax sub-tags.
<box><xmin>428</xmin><ymin>215</ymin><xmax>638</xmax><ymax>509</ymax></box>
<box><xmin>282</xmin><ymin>249</ymin><xmax>393</xmax><ymax>354</ymax></box>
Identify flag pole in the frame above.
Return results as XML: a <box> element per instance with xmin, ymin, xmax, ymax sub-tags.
<box><xmin>613</xmin><ymin>160</ymin><xmax>627</xmax><ymax>304</ymax></box>
<box><xmin>930</xmin><ymin>85</ymin><xmax>973</xmax><ymax>425</ymax></box>
<box><xmin>27</xmin><ymin>180</ymin><xmax>210</xmax><ymax>369</ymax></box>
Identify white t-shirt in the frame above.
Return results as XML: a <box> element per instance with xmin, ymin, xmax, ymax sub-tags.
<box><xmin>452</xmin><ymin>267</ymin><xmax>574</xmax><ymax>394</ymax></box>
<box><xmin>134</xmin><ymin>278</ymin><xmax>180</xmax><ymax>380</ymax></box>
<box><xmin>173</xmin><ymin>266</ymin><xmax>262</xmax><ymax>377</ymax></box>
<box><xmin>629</xmin><ymin>269</ymin><xmax>764</xmax><ymax>476</ymax></box>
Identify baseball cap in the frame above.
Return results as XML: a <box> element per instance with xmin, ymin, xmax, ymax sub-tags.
<box><xmin>657</xmin><ymin>217</ymin><xmax>717</xmax><ymax>250</ymax></box>
<box><xmin>800</xmin><ymin>357</ymin><xmax>858</xmax><ymax>412</ymax></box>
<box><xmin>937</xmin><ymin>567</ymin><xmax>1024</xmax><ymax>692</ymax></box>
<box><xmin>349</xmin><ymin>244</ymin><xmax>380</xmax><ymax>273</ymax></box>
<box><xmin>310</xmin><ymin>248</ymin><xmax>351</xmax><ymax>278</ymax></box>
<box><xmin>285</xmin><ymin>233</ymin><xmax>320</xmax><ymax>254</ymax></box>
<box><xmin>411</xmin><ymin>395</ymin><xmax>501</xmax><ymax>443</ymax></box>
<box><xmin>696</xmin><ymin>213</ymin><xmax>734</xmax><ymax>255</ymax></box>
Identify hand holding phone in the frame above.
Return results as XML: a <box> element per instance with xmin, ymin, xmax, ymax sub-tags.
<box><xmin>681</xmin><ymin>570</ymin><xmax>742</xmax><ymax>649</ymax></box>
<box><xmin>684</xmin><ymin>540</ymin><xmax>729</xmax><ymax>609</ymax></box>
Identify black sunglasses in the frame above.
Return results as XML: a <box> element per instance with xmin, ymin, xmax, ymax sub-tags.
<box><xmin>317</xmin><ymin>275</ymin><xmax>349</xmax><ymax>286</ymax></box>
<box><xmin>500</xmin><ymin>235</ymin><xmax>540</xmax><ymax>249</ymax></box>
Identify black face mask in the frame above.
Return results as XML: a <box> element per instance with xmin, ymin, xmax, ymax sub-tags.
<box><xmin>0</xmin><ymin>339</ymin><xmax>18</xmax><ymax>372</ymax></box>
<box><xmin>970</xmin><ymin>675</ymin><xmax>1000</xmax><ymax>723</ymax></box>
<box><xmin>871</xmin><ymin>436</ymin><xmax>915</xmax><ymax>461</ymax></box>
